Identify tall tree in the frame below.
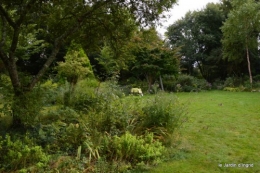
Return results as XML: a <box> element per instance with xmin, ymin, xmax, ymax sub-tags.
<box><xmin>221</xmin><ymin>0</ymin><xmax>260</xmax><ymax>85</ymax></box>
<box><xmin>166</xmin><ymin>12</ymin><xmax>196</xmax><ymax>75</ymax></box>
<box><xmin>166</xmin><ymin>3</ymin><xmax>226</xmax><ymax>82</ymax></box>
<box><xmin>130</xmin><ymin>28</ymin><xmax>180</xmax><ymax>91</ymax></box>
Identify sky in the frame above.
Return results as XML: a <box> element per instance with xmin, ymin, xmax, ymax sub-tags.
<box><xmin>157</xmin><ymin>0</ymin><xmax>220</xmax><ymax>36</ymax></box>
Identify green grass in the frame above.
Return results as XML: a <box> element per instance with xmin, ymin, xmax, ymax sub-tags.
<box><xmin>147</xmin><ymin>91</ymin><xmax>260</xmax><ymax>173</ymax></box>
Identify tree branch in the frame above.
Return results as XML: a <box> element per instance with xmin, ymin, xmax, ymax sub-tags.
<box><xmin>0</xmin><ymin>5</ymin><xmax>15</xmax><ymax>28</ymax></box>
<box><xmin>28</xmin><ymin>41</ymin><xmax>61</xmax><ymax>90</ymax></box>
<box><xmin>28</xmin><ymin>24</ymin><xmax>80</xmax><ymax>90</ymax></box>
<box><xmin>28</xmin><ymin>0</ymin><xmax>113</xmax><ymax>90</ymax></box>
<box><xmin>0</xmin><ymin>15</ymin><xmax>6</xmax><ymax>46</ymax></box>
<box><xmin>0</xmin><ymin>47</ymin><xmax>9</xmax><ymax>66</ymax></box>
<box><xmin>10</xmin><ymin>0</ymin><xmax>37</xmax><ymax>53</ymax></box>
<box><xmin>0</xmin><ymin>47</ymin><xmax>21</xmax><ymax>94</ymax></box>
<box><xmin>16</xmin><ymin>0</ymin><xmax>37</xmax><ymax>26</ymax></box>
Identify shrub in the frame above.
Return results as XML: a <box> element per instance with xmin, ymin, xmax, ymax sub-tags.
<box><xmin>176</xmin><ymin>75</ymin><xmax>194</xmax><ymax>89</ymax></box>
<box><xmin>253</xmin><ymin>75</ymin><xmax>260</xmax><ymax>82</ymax></box>
<box><xmin>195</xmin><ymin>78</ymin><xmax>212</xmax><ymax>90</ymax></box>
<box><xmin>72</xmin><ymin>93</ymin><xmax>101</xmax><ymax>113</ymax></box>
<box><xmin>223</xmin><ymin>77</ymin><xmax>234</xmax><ymax>87</ymax></box>
<box><xmin>71</xmin><ymin>78</ymin><xmax>128</xmax><ymax>113</ymax></box>
<box><xmin>12</xmin><ymin>87</ymin><xmax>45</xmax><ymax>127</ymax></box>
<box><xmin>73</xmin><ymin>78</ymin><xmax>99</xmax><ymax>91</ymax></box>
<box><xmin>0</xmin><ymin>75</ymin><xmax>45</xmax><ymax>128</ymax></box>
<box><xmin>0</xmin><ymin>112</ymin><xmax>13</xmax><ymax>132</ymax></box>
<box><xmin>0</xmin><ymin>74</ymin><xmax>13</xmax><ymax>98</ymax></box>
<box><xmin>212</xmin><ymin>78</ymin><xmax>224</xmax><ymax>90</ymax></box>
<box><xmin>56</xmin><ymin>46</ymin><xmax>93</xmax><ymax>90</ymax></box>
<box><xmin>162</xmin><ymin>75</ymin><xmax>176</xmax><ymax>92</ymax></box>
<box><xmin>163</xmin><ymin>75</ymin><xmax>212</xmax><ymax>92</ymax></box>
<box><xmin>40</xmin><ymin>79</ymin><xmax>63</xmax><ymax>106</ymax></box>
<box><xmin>86</xmin><ymin>97</ymin><xmax>137</xmax><ymax>136</ymax></box>
<box><xmin>223</xmin><ymin>87</ymin><xmax>240</xmax><ymax>92</ymax></box>
<box><xmin>38</xmin><ymin>106</ymin><xmax>80</xmax><ymax>124</ymax></box>
<box><xmin>224</xmin><ymin>76</ymin><xmax>248</xmax><ymax>88</ymax></box>
<box><xmin>36</xmin><ymin>107</ymin><xmax>88</xmax><ymax>153</ymax></box>
<box><xmin>222</xmin><ymin>76</ymin><xmax>260</xmax><ymax>91</ymax></box>
<box><xmin>99</xmin><ymin>80</ymin><xmax>126</xmax><ymax>98</ymax></box>
<box><xmin>51</xmin><ymin>78</ymin><xmax>101</xmax><ymax>112</ymax></box>
<box><xmin>167</xmin><ymin>75</ymin><xmax>210</xmax><ymax>92</ymax></box>
<box><xmin>253</xmin><ymin>81</ymin><xmax>260</xmax><ymax>89</ymax></box>
<box><xmin>0</xmin><ymin>134</ymin><xmax>49</xmax><ymax>172</ymax></box>
<box><xmin>107</xmin><ymin>132</ymin><xmax>165</xmax><ymax>165</ymax></box>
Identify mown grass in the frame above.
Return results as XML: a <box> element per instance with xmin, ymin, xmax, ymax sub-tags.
<box><xmin>147</xmin><ymin>91</ymin><xmax>260</xmax><ymax>173</ymax></box>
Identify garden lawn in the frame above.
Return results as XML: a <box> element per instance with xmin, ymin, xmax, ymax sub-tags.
<box><xmin>149</xmin><ymin>91</ymin><xmax>260</xmax><ymax>173</ymax></box>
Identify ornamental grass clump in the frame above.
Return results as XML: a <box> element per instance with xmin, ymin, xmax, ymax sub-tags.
<box><xmin>135</xmin><ymin>94</ymin><xmax>187</xmax><ymax>144</ymax></box>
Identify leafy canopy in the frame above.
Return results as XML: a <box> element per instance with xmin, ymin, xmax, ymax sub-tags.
<box><xmin>166</xmin><ymin>3</ymin><xmax>226</xmax><ymax>82</ymax></box>
<box><xmin>221</xmin><ymin>0</ymin><xmax>260</xmax><ymax>62</ymax></box>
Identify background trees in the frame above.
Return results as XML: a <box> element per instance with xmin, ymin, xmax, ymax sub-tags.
<box><xmin>166</xmin><ymin>1</ymin><xmax>260</xmax><ymax>84</ymax></box>
<box><xmin>125</xmin><ymin>28</ymin><xmax>180</xmax><ymax>91</ymax></box>
<box><xmin>166</xmin><ymin>3</ymin><xmax>226</xmax><ymax>82</ymax></box>
<box><xmin>221</xmin><ymin>0</ymin><xmax>260</xmax><ymax>86</ymax></box>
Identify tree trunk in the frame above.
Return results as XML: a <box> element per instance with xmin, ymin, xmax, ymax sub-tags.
<box><xmin>246</xmin><ymin>40</ymin><xmax>253</xmax><ymax>88</ymax></box>
<box><xmin>146</xmin><ymin>74</ymin><xmax>153</xmax><ymax>92</ymax></box>
<box><xmin>0</xmin><ymin>47</ymin><xmax>22</xmax><ymax>96</ymax></box>
<box><xmin>196</xmin><ymin>61</ymin><xmax>204</xmax><ymax>78</ymax></box>
<box><xmin>159</xmin><ymin>75</ymin><xmax>164</xmax><ymax>91</ymax></box>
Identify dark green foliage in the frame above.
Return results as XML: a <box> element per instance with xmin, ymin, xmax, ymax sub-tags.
<box><xmin>86</xmin><ymin>94</ymin><xmax>135</xmax><ymax>136</ymax></box>
<box><xmin>0</xmin><ymin>74</ymin><xmax>13</xmax><ymax>98</ymax></box>
<box><xmin>36</xmin><ymin>107</ymin><xmax>87</xmax><ymax>153</ymax></box>
<box><xmin>72</xmin><ymin>93</ymin><xmax>101</xmax><ymax>113</ymax></box>
<box><xmin>211</xmin><ymin>78</ymin><xmax>224</xmax><ymax>90</ymax></box>
<box><xmin>166</xmin><ymin>3</ymin><xmax>226</xmax><ymax>82</ymax></box>
<box><xmin>225</xmin><ymin>76</ymin><xmax>248</xmax><ymax>88</ymax></box>
<box><xmin>163</xmin><ymin>74</ymin><xmax>211</xmax><ymax>92</ymax></box>
<box><xmin>253</xmin><ymin>75</ymin><xmax>260</xmax><ymax>82</ymax></box>
<box><xmin>162</xmin><ymin>75</ymin><xmax>177</xmax><ymax>92</ymax></box>
<box><xmin>40</xmin><ymin>79</ymin><xmax>60</xmax><ymax>105</ymax></box>
<box><xmin>176</xmin><ymin>75</ymin><xmax>195</xmax><ymax>92</ymax></box>
<box><xmin>128</xmin><ymin>28</ymin><xmax>180</xmax><ymax>91</ymax></box>
<box><xmin>12</xmin><ymin>87</ymin><xmax>45</xmax><ymax>127</ymax></box>
<box><xmin>222</xmin><ymin>76</ymin><xmax>260</xmax><ymax>91</ymax></box>
<box><xmin>0</xmin><ymin>76</ymin><xmax>13</xmax><ymax>131</ymax></box>
<box><xmin>71</xmin><ymin>80</ymin><xmax>123</xmax><ymax>114</ymax></box>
